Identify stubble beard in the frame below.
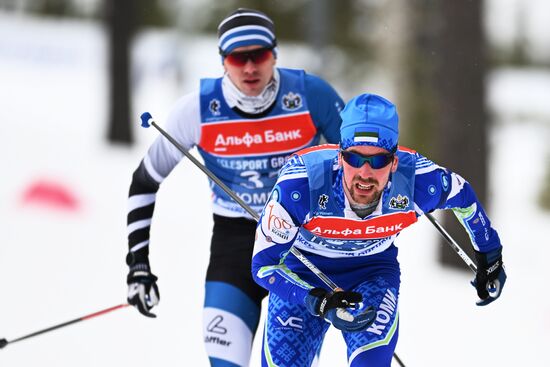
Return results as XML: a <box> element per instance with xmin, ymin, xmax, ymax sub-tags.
<box><xmin>344</xmin><ymin>175</ymin><xmax>383</xmax><ymax>207</ymax></box>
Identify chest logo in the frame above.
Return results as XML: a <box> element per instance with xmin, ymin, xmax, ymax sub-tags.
<box><xmin>282</xmin><ymin>92</ymin><xmax>302</xmax><ymax>111</ymax></box>
<box><xmin>318</xmin><ymin>194</ymin><xmax>329</xmax><ymax>210</ymax></box>
<box><xmin>209</xmin><ymin>98</ymin><xmax>221</xmax><ymax>116</ymax></box>
<box><xmin>389</xmin><ymin>194</ymin><xmax>409</xmax><ymax>210</ymax></box>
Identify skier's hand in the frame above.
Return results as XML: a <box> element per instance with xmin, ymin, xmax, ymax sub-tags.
<box><xmin>305</xmin><ymin>288</ymin><xmax>375</xmax><ymax>332</ymax></box>
<box><xmin>471</xmin><ymin>248</ymin><xmax>506</xmax><ymax>306</ymax></box>
<box><xmin>127</xmin><ymin>263</ymin><xmax>160</xmax><ymax>317</ymax></box>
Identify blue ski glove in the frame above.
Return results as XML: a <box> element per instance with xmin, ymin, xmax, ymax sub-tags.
<box><xmin>305</xmin><ymin>288</ymin><xmax>376</xmax><ymax>332</ymax></box>
<box><xmin>471</xmin><ymin>248</ymin><xmax>506</xmax><ymax>306</ymax></box>
<box><xmin>127</xmin><ymin>263</ymin><xmax>160</xmax><ymax>317</ymax></box>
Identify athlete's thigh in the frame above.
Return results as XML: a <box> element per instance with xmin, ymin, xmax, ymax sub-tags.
<box><xmin>203</xmin><ymin>215</ymin><xmax>267</xmax><ymax>366</ymax></box>
<box><xmin>204</xmin><ymin>281</ymin><xmax>262</xmax><ymax>366</ymax></box>
<box><xmin>344</xmin><ymin>276</ymin><xmax>400</xmax><ymax>367</ymax></box>
<box><xmin>261</xmin><ymin>292</ymin><xmax>330</xmax><ymax>367</ymax></box>
<box><xmin>207</xmin><ymin>215</ymin><xmax>267</xmax><ymax>305</ymax></box>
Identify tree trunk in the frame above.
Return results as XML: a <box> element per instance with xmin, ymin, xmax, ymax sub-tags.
<box><xmin>433</xmin><ymin>0</ymin><xmax>488</xmax><ymax>269</ymax></box>
<box><xmin>106</xmin><ymin>0</ymin><xmax>135</xmax><ymax>144</ymax></box>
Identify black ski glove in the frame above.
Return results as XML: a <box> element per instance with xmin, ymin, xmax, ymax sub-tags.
<box><xmin>126</xmin><ymin>263</ymin><xmax>160</xmax><ymax>317</ymax></box>
<box><xmin>472</xmin><ymin>248</ymin><xmax>506</xmax><ymax>306</ymax></box>
<box><xmin>305</xmin><ymin>288</ymin><xmax>375</xmax><ymax>332</ymax></box>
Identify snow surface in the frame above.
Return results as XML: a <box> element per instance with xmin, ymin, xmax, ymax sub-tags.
<box><xmin>1</xmin><ymin>13</ymin><xmax>550</xmax><ymax>367</ymax></box>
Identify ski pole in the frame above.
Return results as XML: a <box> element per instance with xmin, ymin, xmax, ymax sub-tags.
<box><xmin>423</xmin><ymin>212</ymin><xmax>500</xmax><ymax>298</ymax></box>
<box><xmin>424</xmin><ymin>212</ymin><xmax>477</xmax><ymax>273</ymax></box>
<box><xmin>140</xmin><ymin>112</ymin><xmax>405</xmax><ymax>366</ymax></box>
<box><xmin>0</xmin><ymin>303</ymin><xmax>129</xmax><ymax>349</ymax></box>
<box><xmin>140</xmin><ymin>112</ymin><xmax>340</xmax><ymax>290</ymax></box>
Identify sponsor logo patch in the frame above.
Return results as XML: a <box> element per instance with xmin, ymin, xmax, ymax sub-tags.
<box><xmin>303</xmin><ymin>211</ymin><xmax>417</xmax><ymax>239</ymax></box>
<box><xmin>282</xmin><ymin>92</ymin><xmax>302</xmax><ymax>110</ymax></box>
<box><xmin>200</xmin><ymin>113</ymin><xmax>317</xmax><ymax>156</ymax></box>
<box><xmin>367</xmin><ymin>289</ymin><xmax>397</xmax><ymax>336</ymax></box>
<box><xmin>318</xmin><ymin>194</ymin><xmax>329</xmax><ymax>210</ymax></box>
<box><xmin>276</xmin><ymin>316</ymin><xmax>303</xmax><ymax>330</ymax></box>
<box><xmin>260</xmin><ymin>200</ymin><xmax>298</xmax><ymax>244</ymax></box>
<box><xmin>207</xmin><ymin>315</ymin><xmax>227</xmax><ymax>334</ymax></box>
<box><xmin>209</xmin><ymin>98</ymin><xmax>221</xmax><ymax>116</ymax></box>
<box><xmin>389</xmin><ymin>194</ymin><xmax>409</xmax><ymax>210</ymax></box>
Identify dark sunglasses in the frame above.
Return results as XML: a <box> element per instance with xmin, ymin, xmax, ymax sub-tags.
<box><xmin>340</xmin><ymin>150</ymin><xmax>394</xmax><ymax>169</ymax></box>
<box><xmin>223</xmin><ymin>47</ymin><xmax>273</xmax><ymax>66</ymax></box>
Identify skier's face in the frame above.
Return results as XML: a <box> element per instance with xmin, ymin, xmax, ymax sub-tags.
<box><xmin>339</xmin><ymin>145</ymin><xmax>398</xmax><ymax>206</ymax></box>
<box><xmin>223</xmin><ymin>45</ymin><xmax>276</xmax><ymax>97</ymax></box>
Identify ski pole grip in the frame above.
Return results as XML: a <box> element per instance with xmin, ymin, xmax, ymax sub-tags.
<box><xmin>140</xmin><ymin>112</ymin><xmax>153</xmax><ymax>128</ymax></box>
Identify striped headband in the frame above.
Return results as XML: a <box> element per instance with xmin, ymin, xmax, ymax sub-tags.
<box><xmin>218</xmin><ymin>8</ymin><xmax>277</xmax><ymax>55</ymax></box>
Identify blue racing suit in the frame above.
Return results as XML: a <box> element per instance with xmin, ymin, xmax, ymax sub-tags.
<box><xmin>252</xmin><ymin>144</ymin><xmax>502</xmax><ymax>366</ymax></box>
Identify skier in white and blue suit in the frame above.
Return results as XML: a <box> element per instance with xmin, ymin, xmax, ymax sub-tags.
<box><xmin>252</xmin><ymin>93</ymin><xmax>507</xmax><ymax>366</ymax></box>
<box><xmin>124</xmin><ymin>8</ymin><xmax>344</xmax><ymax>367</ymax></box>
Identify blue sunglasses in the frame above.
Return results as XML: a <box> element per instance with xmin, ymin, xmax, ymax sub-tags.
<box><xmin>340</xmin><ymin>150</ymin><xmax>394</xmax><ymax>169</ymax></box>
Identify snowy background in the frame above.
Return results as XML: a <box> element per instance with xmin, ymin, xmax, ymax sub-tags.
<box><xmin>1</xmin><ymin>4</ymin><xmax>550</xmax><ymax>367</ymax></box>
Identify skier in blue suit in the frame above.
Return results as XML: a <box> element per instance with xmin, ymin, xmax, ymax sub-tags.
<box><xmin>252</xmin><ymin>93</ymin><xmax>507</xmax><ymax>366</ymax></box>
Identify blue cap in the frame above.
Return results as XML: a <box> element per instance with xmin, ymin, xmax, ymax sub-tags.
<box><xmin>339</xmin><ymin>93</ymin><xmax>399</xmax><ymax>152</ymax></box>
<box><xmin>218</xmin><ymin>8</ymin><xmax>277</xmax><ymax>56</ymax></box>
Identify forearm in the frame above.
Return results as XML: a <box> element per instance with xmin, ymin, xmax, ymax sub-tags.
<box><xmin>252</xmin><ymin>201</ymin><xmax>311</xmax><ymax>305</ymax></box>
<box><xmin>127</xmin><ymin>161</ymin><xmax>160</xmax><ymax>264</ymax></box>
<box><xmin>252</xmin><ymin>251</ymin><xmax>312</xmax><ymax>305</ymax></box>
<box><xmin>445</xmin><ymin>176</ymin><xmax>502</xmax><ymax>253</ymax></box>
<box><xmin>126</xmin><ymin>120</ymin><xmax>187</xmax><ymax>262</ymax></box>
<box><xmin>252</xmin><ymin>171</ymin><xmax>313</xmax><ymax>305</ymax></box>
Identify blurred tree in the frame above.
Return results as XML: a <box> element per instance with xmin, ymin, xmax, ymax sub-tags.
<box><xmin>432</xmin><ymin>0</ymin><xmax>488</xmax><ymax>269</ymax></box>
<box><xmin>105</xmin><ymin>0</ymin><xmax>136</xmax><ymax>144</ymax></box>
<box><xmin>401</xmin><ymin>0</ymin><xmax>487</xmax><ymax>269</ymax></box>
<box><xmin>33</xmin><ymin>0</ymin><xmax>69</xmax><ymax>15</ymax></box>
<box><xmin>105</xmin><ymin>0</ymin><xmax>170</xmax><ymax>145</ymax></box>
<box><xmin>136</xmin><ymin>0</ymin><xmax>171</xmax><ymax>27</ymax></box>
<box><xmin>305</xmin><ymin>0</ymin><xmax>329</xmax><ymax>50</ymax></box>
<box><xmin>398</xmin><ymin>0</ymin><xmax>439</xmax><ymax>155</ymax></box>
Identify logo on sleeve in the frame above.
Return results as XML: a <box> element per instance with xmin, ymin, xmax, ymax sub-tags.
<box><xmin>441</xmin><ymin>172</ymin><xmax>449</xmax><ymax>191</ymax></box>
<box><xmin>261</xmin><ymin>200</ymin><xmax>297</xmax><ymax>244</ymax></box>
<box><xmin>291</xmin><ymin>191</ymin><xmax>301</xmax><ymax>201</ymax></box>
